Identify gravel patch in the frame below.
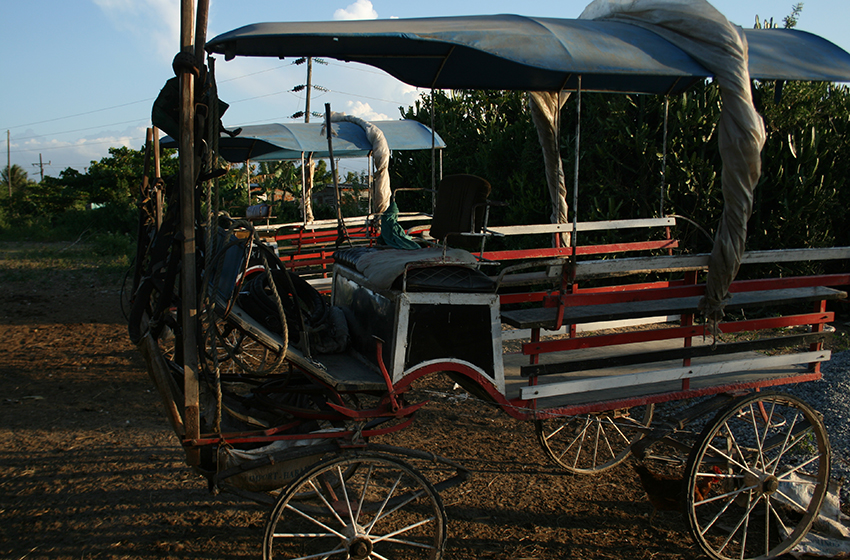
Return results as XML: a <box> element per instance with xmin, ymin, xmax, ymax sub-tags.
<box><xmin>784</xmin><ymin>350</ymin><xmax>850</xmax><ymax>506</ymax></box>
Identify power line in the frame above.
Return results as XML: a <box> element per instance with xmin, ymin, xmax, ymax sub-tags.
<box><xmin>0</xmin><ymin>62</ymin><xmax>295</xmax><ymax>132</ymax></box>
<box><xmin>11</xmin><ymin>138</ymin><xmax>140</xmax><ymax>154</ymax></box>
<box><xmin>14</xmin><ymin>118</ymin><xmax>149</xmax><ymax>142</ymax></box>
<box><xmin>2</xmin><ymin>98</ymin><xmax>153</xmax><ymax>131</ymax></box>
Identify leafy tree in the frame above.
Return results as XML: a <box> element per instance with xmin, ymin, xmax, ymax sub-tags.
<box><xmin>1</xmin><ymin>164</ymin><xmax>34</xmax><ymax>197</ymax></box>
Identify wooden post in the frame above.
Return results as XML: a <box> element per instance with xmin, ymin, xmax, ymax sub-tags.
<box><xmin>153</xmin><ymin>128</ymin><xmax>163</xmax><ymax>229</ymax></box>
<box><xmin>178</xmin><ymin>0</ymin><xmax>200</xmax><ymax>466</ymax></box>
<box><xmin>132</xmin><ymin>128</ymin><xmax>154</xmax><ymax>293</ymax></box>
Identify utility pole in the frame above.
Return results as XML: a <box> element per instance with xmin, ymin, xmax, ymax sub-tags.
<box><xmin>6</xmin><ymin>130</ymin><xmax>10</xmax><ymax>197</ymax></box>
<box><xmin>305</xmin><ymin>58</ymin><xmax>313</xmax><ymax>124</ymax></box>
<box><xmin>32</xmin><ymin>154</ymin><xmax>50</xmax><ymax>182</ymax></box>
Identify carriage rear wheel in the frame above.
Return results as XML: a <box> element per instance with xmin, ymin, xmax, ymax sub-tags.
<box><xmin>535</xmin><ymin>404</ymin><xmax>653</xmax><ymax>474</ymax></box>
<box><xmin>684</xmin><ymin>392</ymin><xmax>830</xmax><ymax>560</ymax></box>
<box><xmin>264</xmin><ymin>453</ymin><xmax>446</xmax><ymax>560</ymax></box>
<box><xmin>534</xmin><ymin>404</ymin><xmax>654</xmax><ymax>474</ymax></box>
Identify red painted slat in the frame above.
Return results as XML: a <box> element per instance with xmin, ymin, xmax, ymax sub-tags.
<box><xmin>482</xmin><ymin>239</ymin><xmax>678</xmax><ymax>261</ymax></box>
<box><xmin>522</xmin><ymin>312</ymin><xmax>834</xmax><ymax>355</ymax></box>
<box><xmin>550</xmin><ymin>274</ymin><xmax>849</xmax><ymax>307</ymax></box>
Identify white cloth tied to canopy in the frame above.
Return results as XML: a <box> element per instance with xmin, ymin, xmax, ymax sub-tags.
<box><xmin>531</xmin><ymin>0</ymin><xmax>766</xmax><ymax>325</ymax></box>
<box><xmin>326</xmin><ymin>113</ymin><xmax>392</xmax><ymax>215</ymax></box>
<box><xmin>528</xmin><ymin>91</ymin><xmax>571</xmax><ymax>247</ymax></box>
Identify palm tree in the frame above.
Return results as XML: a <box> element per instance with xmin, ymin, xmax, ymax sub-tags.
<box><xmin>1</xmin><ymin>164</ymin><xmax>31</xmax><ymax>198</ymax></box>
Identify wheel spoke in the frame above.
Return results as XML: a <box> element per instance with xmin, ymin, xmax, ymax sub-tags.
<box><xmin>725</xmin><ymin>419</ymin><xmax>754</xmax><ymax>473</ymax></box>
<box><xmin>717</xmin><ymin>493</ymin><xmax>763</xmax><ymax>556</ymax></box>
<box><xmin>570</xmin><ymin>417</ymin><xmax>592</xmax><ymax>469</ymax></box>
<box><xmin>373</xmin><ymin>489</ymin><xmax>427</xmax><ymax>526</ymax></box>
<box><xmin>378</xmin><ymin>536</ymin><xmax>439</xmax><ymax>550</ymax></box>
<box><xmin>355</xmin><ymin>464</ymin><xmax>375</xmax><ymax>526</ymax></box>
<box><xmin>306</xmin><ymin>479</ymin><xmax>347</xmax><ymax>527</ymax></box>
<box><xmin>776</xmin><ymin>454</ymin><xmax>821</xmax><ymax>482</ymax></box>
<box><xmin>706</xmin><ymin>441</ymin><xmax>755</xmax><ymax>475</ymax></box>
<box><xmin>558</xmin><ymin>417</ymin><xmax>591</xmax><ymax>462</ymax></box>
<box><xmin>544</xmin><ymin>422</ymin><xmax>566</xmax><ymax>441</ymax></box>
<box><xmin>768</xmin><ymin>497</ymin><xmax>792</xmax><ymax>536</ymax></box>
<box><xmin>591</xmin><ymin>419</ymin><xmax>602</xmax><ymax>468</ymax></box>
<box><xmin>284</xmin><ymin>503</ymin><xmax>346</xmax><ymax>539</ymax></box>
<box><xmin>336</xmin><ymin>465</ymin><xmax>356</xmax><ymax>528</ymax></box>
<box><xmin>767</xmin><ymin>412</ymin><xmax>801</xmax><ymax>475</ymax></box>
<box><xmin>698</xmin><ymin>491</ymin><xmax>743</xmax><ymax>537</ymax></box>
<box><xmin>773</xmin><ymin>487</ymin><xmax>809</xmax><ymax>513</ymax></box>
<box><xmin>273</xmin><ymin>547</ymin><xmax>347</xmax><ymax>560</ymax></box>
<box><xmin>599</xmin><ymin>418</ymin><xmax>618</xmax><ymax>460</ymax></box>
<box><xmin>764</xmin><ymin>495</ymin><xmax>771</xmax><ymax>558</ymax></box>
<box><xmin>371</xmin><ymin>517</ymin><xmax>436</xmax><ymax>544</ymax></box>
<box><xmin>365</xmin><ymin>473</ymin><xmax>403</xmax><ymax>536</ymax></box>
<box><xmin>745</xmin><ymin>404</ymin><xmax>766</xmax><ymax>471</ymax></box>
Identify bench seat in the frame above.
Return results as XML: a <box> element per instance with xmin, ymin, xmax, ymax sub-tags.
<box><xmin>500</xmin><ymin>286</ymin><xmax>846</xmax><ymax>330</ymax></box>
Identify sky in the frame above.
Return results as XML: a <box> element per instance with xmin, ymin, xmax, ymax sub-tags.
<box><xmin>1</xmin><ymin>0</ymin><xmax>848</xmax><ymax>180</ymax></box>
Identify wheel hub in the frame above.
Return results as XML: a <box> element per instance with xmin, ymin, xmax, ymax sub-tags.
<box><xmin>348</xmin><ymin>536</ymin><xmax>373</xmax><ymax>560</ymax></box>
<box><xmin>762</xmin><ymin>474</ymin><xmax>780</xmax><ymax>495</ymax></box>
<box><xmin>743</xmin><ymin>469</ymin><xmax>780</xmax><ymax>496</ymax></box>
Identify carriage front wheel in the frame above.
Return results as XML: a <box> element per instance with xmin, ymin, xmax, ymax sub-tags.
<box><xmin>684</xmin><ymin>392</ymin><xmax>830</xmax><ymax>560</ymax></box>
<box><xmin>535</xmin><ymin>404</ymin><xmax>653</xmax><ymax>474</ymax></box>
<box><xmin>263</xmin><ymin>452</ymin><xmax>447</xmax><ymax>560</ymax></box>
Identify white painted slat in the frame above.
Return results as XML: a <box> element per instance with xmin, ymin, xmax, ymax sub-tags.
<box><xmin>488</xmin><ymin>217</ymin><xmax>675</xmax><ymax>236</ymax></box>
<box><xmin>520</xmin><ymin>351</ymin><xmax>830</xmax><ymax>400</ymax></box>
<box><xmin>575</xmin><ymin>247</ymin><xmax>850</xmax><ymax>279</ymax></box>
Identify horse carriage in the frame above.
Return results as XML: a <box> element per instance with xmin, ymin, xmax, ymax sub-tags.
<box><xmin>130</xmin><ymin>2</ymin><xmax>850</xmax><ymax>559</ymax></box>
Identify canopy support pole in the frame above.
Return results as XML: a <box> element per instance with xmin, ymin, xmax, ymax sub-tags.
<box><xmin>571</xmin><ymin>76</ymin><xmax>582</xmax><ymax>255</ymax></box>
<box><xmin>660</xmin><ymin>96</ymin><xmax>669</xmax><ymax>218</ymax></box>
<box><xmin>430</xmin><ymin>89</ymin><xmax>437</xmax><ymax>214</ymax></box>
<box><xmin>300</xmin><ymin>152</ymin><xmax>307</xmax><ymax>225</ymax></box>
<box><xmin>325</xmin><ymin>103</ymin><xmax>350</xmax><ymax>247</ymax></box>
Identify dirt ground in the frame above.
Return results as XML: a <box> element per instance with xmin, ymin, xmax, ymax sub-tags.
<box><xmin>0</xmin><ymin>242</ymin><xmax>832</xmax><ymax>560</ymax></box>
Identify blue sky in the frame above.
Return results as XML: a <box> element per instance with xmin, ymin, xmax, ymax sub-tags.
<box><xmin>1</xmin><ymin>0</ymin><xmax>848</xmax><ymax>179</ymax></box>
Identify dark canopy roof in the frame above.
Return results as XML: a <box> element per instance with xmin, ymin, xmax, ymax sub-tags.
<box><xmin>162</xmin><ymin>120</ymin><xmax>445</xmax><ymax>163</ymax></box>
<box><xmin>206</xmin><ymin>15</ymin><xmax>850</xmax><ymax>95</ymax></box>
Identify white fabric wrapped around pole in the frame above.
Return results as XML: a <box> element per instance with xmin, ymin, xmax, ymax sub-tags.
<box><xmin>529</xmin><ymin>91</ymin><xmax>571</xmax><ymax>247</ymax></box>
<box><xmin>580</xmin><ymin>0</ymin><xmax>767</xmax><ymax>325</ymax></box>
<box><xmin>326</xmin><ymin>113</ymin><xmax>391</xmax><ymax>214</ymax></box>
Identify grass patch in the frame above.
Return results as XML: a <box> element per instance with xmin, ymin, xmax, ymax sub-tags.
<box><xmin>0</xmin><ymin>241</ymin><xmax>130</xmax><ymax>286</ymax></box>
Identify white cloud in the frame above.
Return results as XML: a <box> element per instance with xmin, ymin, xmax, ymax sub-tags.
<box><xmin>11</xmin><ymin>125</ymin><xmax>149</xmax><ymax>176</ymax></box>
<box><xmin>345</xmin><ymin>101</ymin><xmax>390</xmax><ymax>121</ymax></box>
<box><xmin>334</xmin><ymin>0</ymin><xmax>378</xmax><ymax>21</ymax></box>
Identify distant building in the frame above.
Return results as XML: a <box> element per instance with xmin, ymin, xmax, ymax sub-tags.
<box><xmin>312</xmin><ymin>183</ymin><xmax>369</xmax><ymax>209</ymax></box>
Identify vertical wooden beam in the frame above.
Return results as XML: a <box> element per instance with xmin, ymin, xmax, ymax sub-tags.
<box><xmin>152</xmin><ymin>128</ymin><xmax>163</xmax><ymax>229</ymax></box>
<box><xmin>178</xmin><ymin>0</ymin><xmax>200</xmax><ymax>466</ymax></box>
<box><xmin>810</xmin><ymin>299</ymin><xmax>826</xmax><ymax>374</ymax></box>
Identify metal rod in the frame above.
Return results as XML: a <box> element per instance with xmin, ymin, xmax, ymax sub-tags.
<box><xmin>325</xmin><ymin>103</ymin><xmax>349</xmax><ymax>246</ymax></box>
<box><xmin>571</xmin><ymin>76</ymin><xmax>582</xmax><ymax>252</ymax></box>
<box><xmin>430</xmin><ymin>89</ymin><xmax>437</xmax><ymax>215</ymax></box>
<box><xmin>300</xmin><ymin>152</ymin><xmax>306</xmax><ymax>225</ymax></box>
<box><xmin>660</xmin><ymin>96</ymin><xmax>669</xmax><ymax>218</ymax></box>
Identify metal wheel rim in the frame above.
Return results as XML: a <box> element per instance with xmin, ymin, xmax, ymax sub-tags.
<box><xmin>535</xmin><ymin>404</ymin><xmax>654</xmax><ymax>474</ymax></box>
<box><xmin>684</xmin><ymin>392</ymin><xmax>830</xmax><ymax>560</ymax></box>
<box><xmin>264</xmin><ymin>453</ymin><xmax>446</xmax><ymax>560</ymax></box>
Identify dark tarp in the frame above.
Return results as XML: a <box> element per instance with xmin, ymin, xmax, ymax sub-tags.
<box><xmin>161</xmin><ymin>120</ymin><xmax>446</xmax><ymax>163</ymax></box>
<box><xmin>206</xmin><ymin>15</ymin><xmax>850</xmax><ymax>94</ymax></box>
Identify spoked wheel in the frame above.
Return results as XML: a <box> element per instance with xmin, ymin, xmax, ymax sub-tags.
<box><xmin>536</xmin><ymin>404</ymin><xmax>653</xmax><ymax>474</ymax></box>
<box><xmin>205</xmin><ymin>316</ymin><xmax>286</xmax><ymax>376</ymax></box>
<box><xmin>684</xmin><ymin>392</ymin><xmax>830</xmax><ymax>560</ymax></box>
<box><xmin>264</xmin><ymin>453</ymin><xmax>446</xmax><ymax>560</ymax></box>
